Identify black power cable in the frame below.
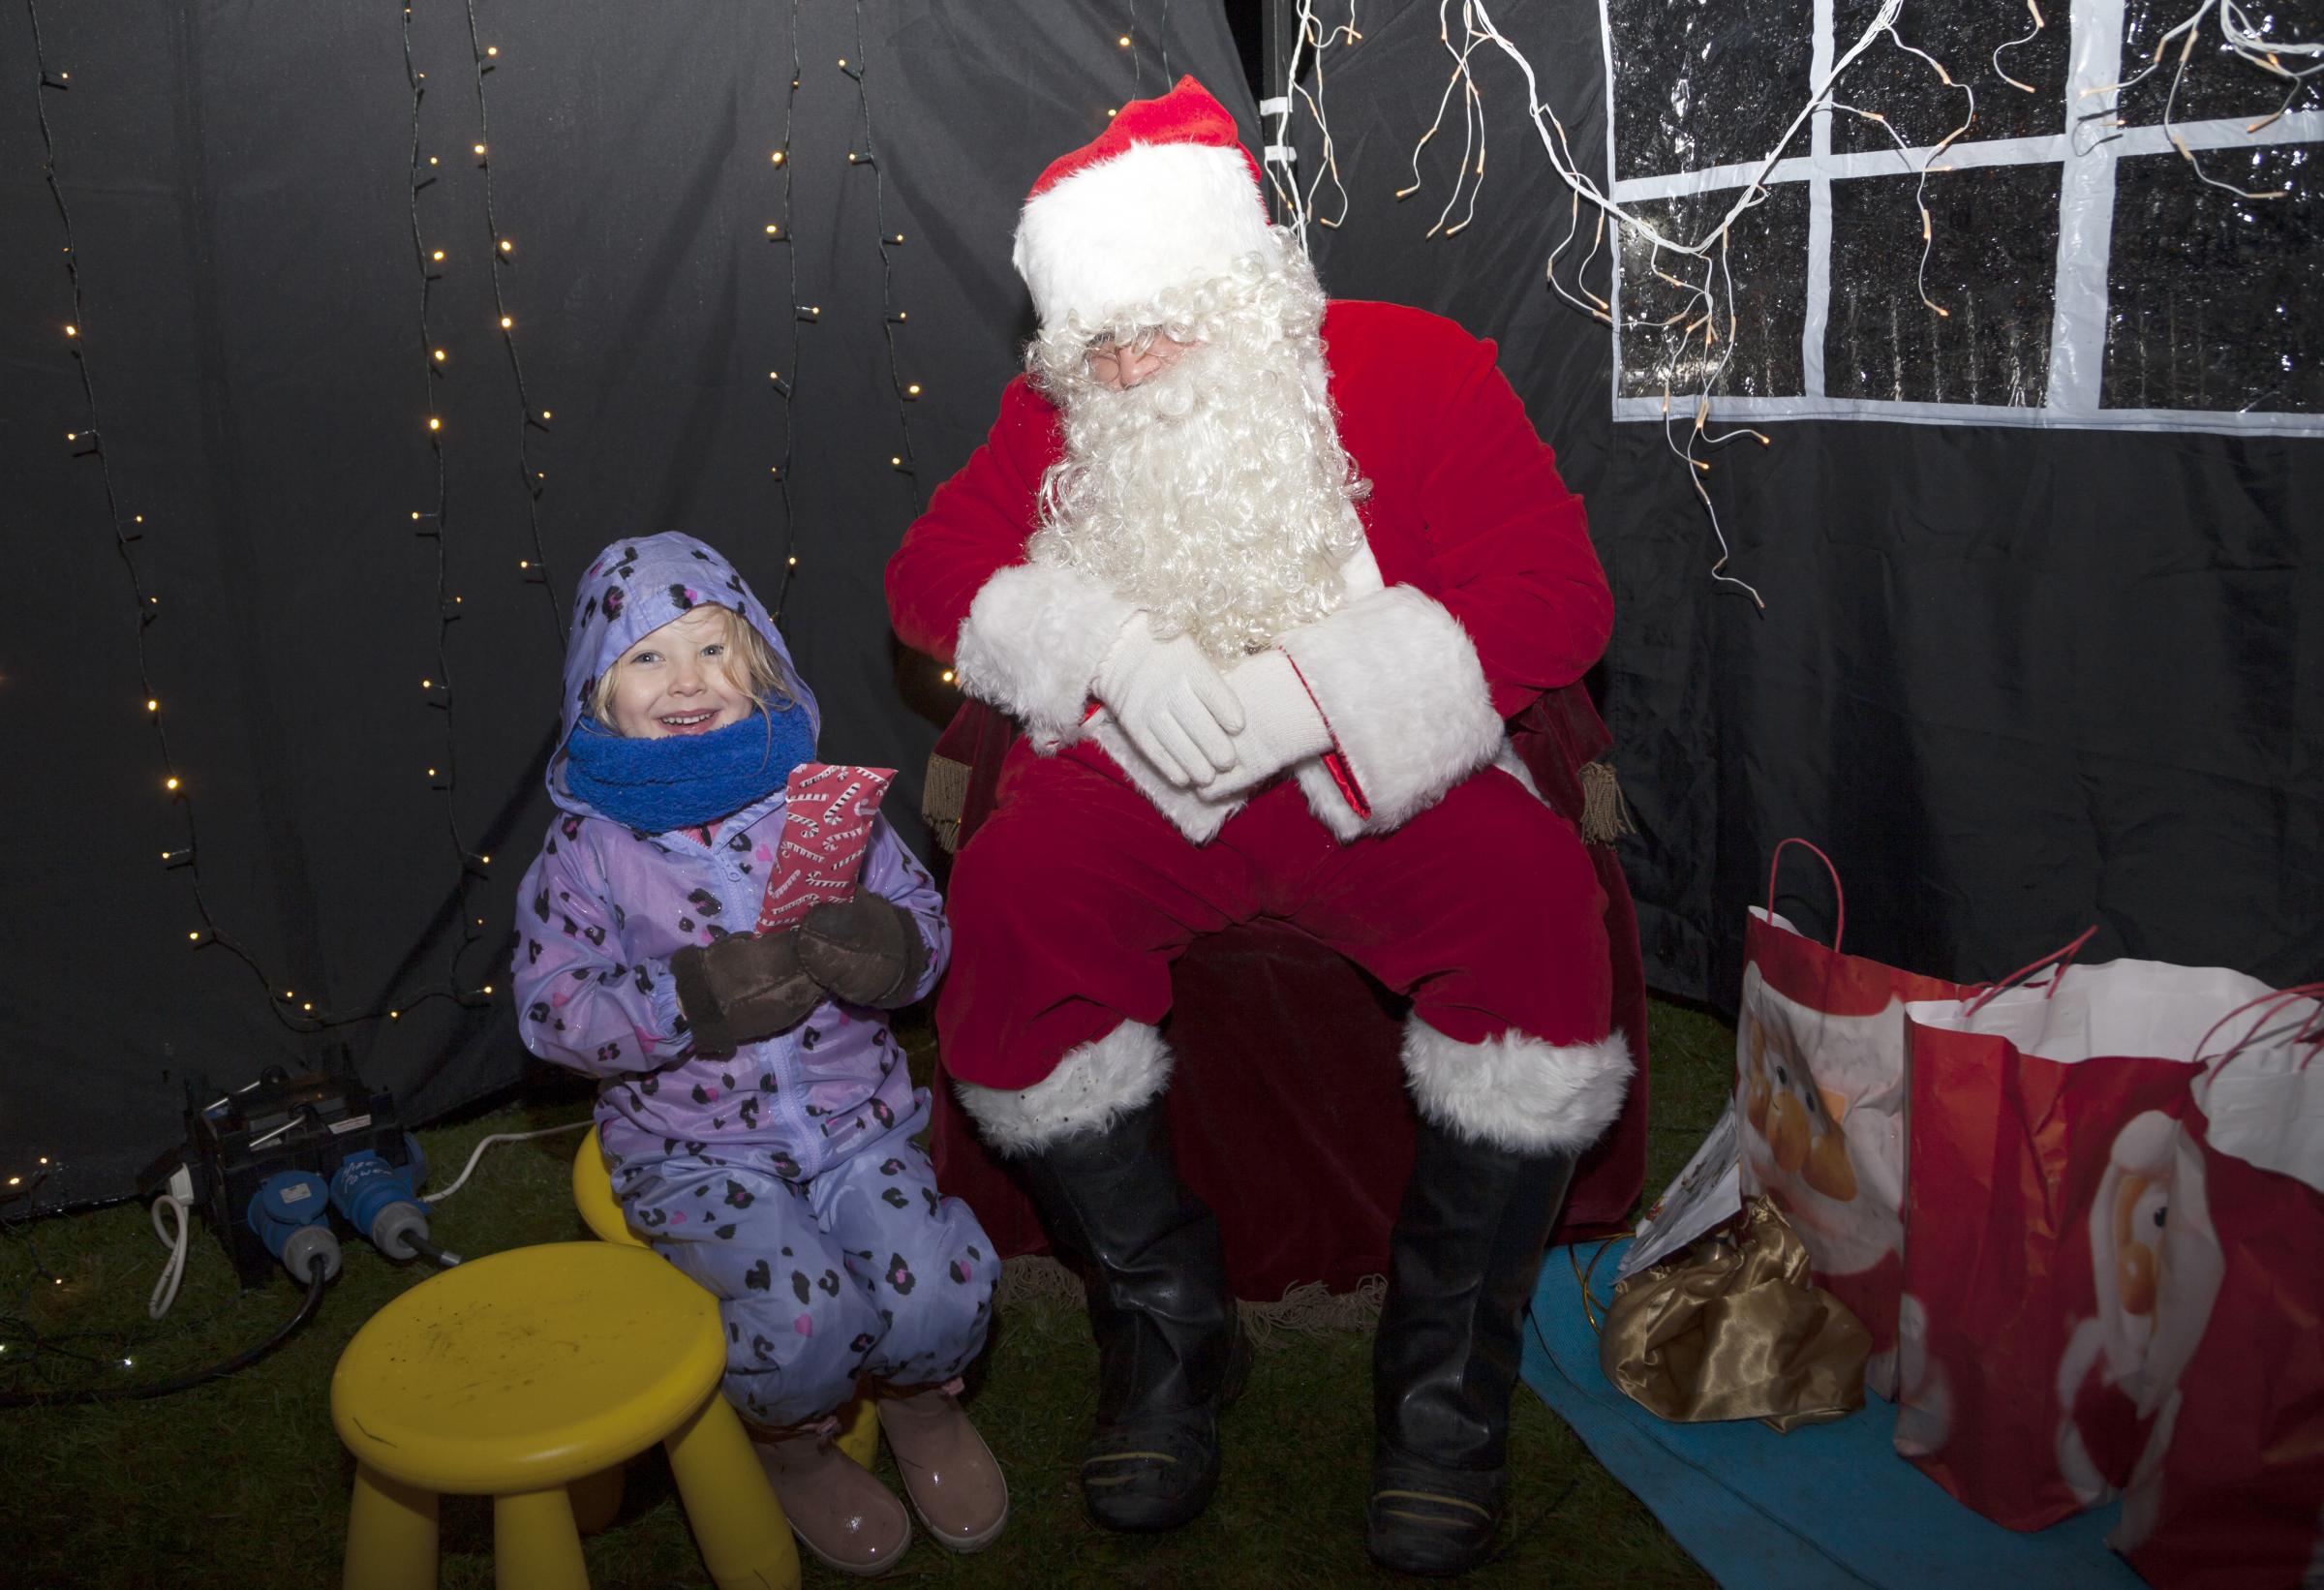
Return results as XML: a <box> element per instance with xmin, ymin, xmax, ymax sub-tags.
<box><xmin>0</xmin><ymin>1256</ymin><xmax>329</xmax><ymax>1409</ymax></box>
<box><xmin>403</xmin><ymin>1233</ymin><xmax>463</xmax><ymax>1269</ymax></box>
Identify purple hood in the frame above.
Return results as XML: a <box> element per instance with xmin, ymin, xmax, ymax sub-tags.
<box><xmin>547</xmin><ymin>533</ymin><xmax>814</xmax><ymax>820</ymax></box>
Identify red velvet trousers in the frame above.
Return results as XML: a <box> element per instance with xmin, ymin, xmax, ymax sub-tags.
<box><xmin>937</xmin><ymin>741</ymin><xmax>1613</xmax><ymax>1088</ymax></box>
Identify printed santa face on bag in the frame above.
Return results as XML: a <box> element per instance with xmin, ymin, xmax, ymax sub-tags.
<box><xmin>1735</xmin><ymin>966</ymin><xmax>1908</xmax><ymax>1345</ymax></box>
<box><xmin>2054</xmin><ymin>1110</ymin><xmax>2224</xmax><ymax>1549</ymax></box>
<box><xmin>1735</xmin><ymin>894</ymin><xmax>1964</xmax><ymax>1404</ymax></box>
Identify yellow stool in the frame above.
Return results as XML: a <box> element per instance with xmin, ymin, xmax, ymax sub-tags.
<box><xmin>332</xmin><ymin>1241</ymin><xmax>797</xmax><ymax>1590</ymax></box>
<box><xmin>571</xmin><ymin>1126</ymin><xmax>881</xmax><ymax>1469</ymax></box>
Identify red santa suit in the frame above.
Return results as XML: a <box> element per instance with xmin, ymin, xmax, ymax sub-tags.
<box><xmin>884</xmin><ymin>76</ymin><xmax>1629</xmax><ymax>1570</ymax></box>
<box><xmin>887</xmin><ymin>297</ymin><xmax>1628</xmax><ymax>1151</ymax></box>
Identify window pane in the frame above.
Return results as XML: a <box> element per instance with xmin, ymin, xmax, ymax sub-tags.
<box><xmin>1617</xmin><ymin>182</ymin><xmax>1811</xmax><ymax>399</ymax></box>
<box><xmin>2116</xmin><ymin>0</ymin><xmax>2324</xmax><ymax>128</ymax></box>
<box><xmin>1609</xmin><ymin>0</ymin><xmax>1814</xmax><ymax>182</ymax></box>
<box><xmin>2103</xmin><ymin>144</ymin><xmax>2323</xmax><ymax>413</ymax></box>
<box><xmin>1825</xmin><ymin>163</ymin><xmax>2062</xmax><ymax>405</ymax></box>
<box><xmin>1829</xmin><ymin>0</ymin><xmax>2069</xmax><ymax>155</ymax></box>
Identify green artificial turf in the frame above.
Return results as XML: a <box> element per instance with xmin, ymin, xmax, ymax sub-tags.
<box><xmin>0</xmin><ymin>998</ymin><xmax>1734</xmax><ymax>1589</ymax></box>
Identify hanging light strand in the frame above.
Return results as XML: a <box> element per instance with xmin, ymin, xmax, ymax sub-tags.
<box><xmin>768</xmin><ymin>0</ymin><xmax>808</xmax><ymax>616</ymax></box>
<box><xmin>845</xmin><ymin>1</ymin><xmax>926</xmax><ymax>508</ymax></box>
<box><xmin>456</xmin><ymin>0</ymin><xmax>566</xmax><ymax>641</ymax></box>
<box><xmin>386</xmin><ymin>0</ymin><xmax>502</xmax><ymax>1024</ymax></box>
<box><xmin>21</xmin><ymin>0</ymin><xmax>341</xmax><ymax>1020</ymax></box>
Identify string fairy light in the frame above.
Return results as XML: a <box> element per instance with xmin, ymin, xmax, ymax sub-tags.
<box><xmin>385</xmin><ymin>0</ymin><xmax>514</xmax><ymax>1021</ymax></box>
<box><xmin>762</xmin><ymin>0</ymin><xmax>808</xmax><ymax>616</ymax></box>
<box><xmin>454</xmin><ymin>15</ymin><xmax>564</xmax><ymax>639</ymax></box>
<box><xmin>1263</xmin><ymin>0</ymin><xmax>1361</xmax><ymax>247</ymax></box>
<box><xmin>1994</xmin><ymin>0</ymin><xmax>2047</xmax><ymax>95</ymax></box>
<box><xmin>843</xmin><ymin>3</ymin><xmax>929</xmax><ymax>507</ymax></box>
<box><xmin>18</xmin><ymin>0</ymin><xmax>337</xmax><ymax>1024</ymax></box>
<box><xmin>2075</xmin><ymin>0</ymin><xmax>2320</xmax><ymax>198</ymax></box>
<box><xmin>4</xmin><ymin>0</ymin><xmax>552</xmax><ymax>1043</ymax></box>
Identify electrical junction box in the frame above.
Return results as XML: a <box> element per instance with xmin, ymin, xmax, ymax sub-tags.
<box><xmin>137</xmin><ymin>1055</ymin><xmax>417</xmax><ymax>1288</ymax></box>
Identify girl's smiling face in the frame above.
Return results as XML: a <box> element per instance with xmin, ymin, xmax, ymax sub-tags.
<box><xmin>605</xmin><ymin>606</ymin><xmax>755</xmax><ymax>739</ymax></box>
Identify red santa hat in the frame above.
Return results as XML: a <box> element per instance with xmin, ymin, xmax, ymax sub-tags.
<box><xmin>1012</xmin><ymin>76</ymin><xmax>1275</xmax><ymax>334</ymax></box>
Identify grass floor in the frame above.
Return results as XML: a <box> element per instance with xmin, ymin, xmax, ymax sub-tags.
<box><xmin>0</xmin><ymin>997</ymin><xmax>1733</xmax><ymax>1590</ymax></box>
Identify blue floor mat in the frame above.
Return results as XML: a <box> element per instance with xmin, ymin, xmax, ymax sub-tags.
<box><xmin>1521</xmin><ymin>1239</ymin><xmax>2148</xmax><ymax>1589</ymax></box>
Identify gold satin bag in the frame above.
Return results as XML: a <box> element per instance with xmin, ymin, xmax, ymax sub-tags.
<box><xmin>1596</xmin><ymin>1197</ymin><xmax>1871</xmax><ymax>1433</ymax></box>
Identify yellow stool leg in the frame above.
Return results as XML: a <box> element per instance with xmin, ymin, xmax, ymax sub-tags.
<box><xmin>344</xmin><ymin>1463</ymin><xmax>440</xmax><ymax>1590</ymax></box>
<box><xmin>666</xmin><ymin>1393</ymin><xmax>801</xmax><ymax>1590</ymax></box>
<box><xmin>568</xmin><ymin>1464</ymin><xmax>627</xmax><ymax>1536</ymax></box>
<box><xmin>835</xmin><ymin>1395</ymin><xmax>881</xmax><ymax>1471</ymax></box>
<box><xmin>493</xmin><ymin>1486</ymin><xmax>590</xmax><ymax>1590</ymax></box>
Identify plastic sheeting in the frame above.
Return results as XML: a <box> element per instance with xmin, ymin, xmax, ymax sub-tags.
<box><xmin>1601</xmin><ymin>0</ymin><xmax>2323</xmax><ymax>433</ymax></box>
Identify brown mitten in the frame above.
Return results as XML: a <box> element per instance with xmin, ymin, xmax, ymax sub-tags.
<box><xmin>796</xmin><ymin>897</ymin><xmax>929</xmax><ymax>1008</ymax></box>
<box><xmin>670</xmin><ymin>929</ymin><xmax>821</xmax><ymax>1054</ymax></box>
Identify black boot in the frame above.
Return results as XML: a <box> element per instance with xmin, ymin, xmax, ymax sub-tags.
<box><xmin>1013</xmin><ymin>1097</ymin><xmax>1249</xmax><ymax>1532</ymax></box>
<box><xmin>1367</xmin><ymin>1117</ymin><xmax>1578</xmax><ymax>1576</ymax></box>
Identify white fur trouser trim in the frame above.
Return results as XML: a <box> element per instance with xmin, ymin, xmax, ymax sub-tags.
<box><xmin>1401</xmin><ymin>1018</ymin><xmax>1633</xmax><ymax>1156</ymax></box>
<box><xmin>1084</xmin><ymin>717</ymin><xmax>1242</xmax><ymax>843</ymax></box>
<box><xmin>953</xmin><ymin>562</ymin><xmax>1130</xmax><ymax>750</ymax></box>
<box><xmin>952</xmin><ymin>1021</ymin><xmax>1174</xmax><ymax>1155</ymax></box>
<box><xmin>1280</xmin><ymin>585</ymin><xmax>1505</xmax><ymax>841</ymax></box>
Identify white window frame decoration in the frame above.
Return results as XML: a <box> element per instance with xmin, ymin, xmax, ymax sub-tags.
<box><xmin>1604</xmin><ymin>0</ymin><xmax>2324</xmax><ymax>438</ymax></box>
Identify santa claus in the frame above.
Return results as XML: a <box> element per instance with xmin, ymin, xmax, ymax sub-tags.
<box><xmin>885</xmin><ymin>76</ymin><xmax>1631</xmax><ymax>1575</ymax></box>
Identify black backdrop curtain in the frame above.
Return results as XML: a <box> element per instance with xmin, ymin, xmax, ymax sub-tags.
<box><xmin>1</xmin><ymin>0</ymin><xmax>1254</xmax><ymax>1206</ymax></box>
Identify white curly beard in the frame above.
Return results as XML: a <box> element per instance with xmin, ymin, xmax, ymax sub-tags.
<box><xmin>1024</xmin><ymin>233</ymin><xmax>1366</xmax><ymax>663</ymax></box>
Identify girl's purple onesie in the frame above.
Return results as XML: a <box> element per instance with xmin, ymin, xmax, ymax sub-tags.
<box><xmin>512</xmin><ymin>532</ymin><xmax>996</xmax><ymax>1425</ymax></box>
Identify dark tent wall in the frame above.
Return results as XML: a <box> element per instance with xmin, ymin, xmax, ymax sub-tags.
<box><xmin>1285</xmin><ymin>1</ymin><xmax>2320</xmax><ymax>1007</ymax></box>
<box><xmin>1</xmin><ymin>1</ymin><xmax>1255</xmax><ymax>1207</ymax></box>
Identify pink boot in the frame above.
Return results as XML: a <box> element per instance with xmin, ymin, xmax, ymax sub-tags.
<box><xmin>875</xmin><ymin>1385</ymin><xmax>1010</xmax><ymax>1552</ymax></box>
<box><xmin>753</xmin><ymin>1424</ymin><xmax>910</xmax><ymax>1576</ymax></box>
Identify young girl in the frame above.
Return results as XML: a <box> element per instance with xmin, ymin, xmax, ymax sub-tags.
<box><xmin>512</xmin><ymin>532</ymin><xmax>1004</xmax><ymax>1574</ymax></box>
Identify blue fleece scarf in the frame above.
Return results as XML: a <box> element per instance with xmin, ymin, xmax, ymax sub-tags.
<box><xmin>561</xmin><ymin>708</ymin><xmax>815</xmax><ymax>833</ymax></box>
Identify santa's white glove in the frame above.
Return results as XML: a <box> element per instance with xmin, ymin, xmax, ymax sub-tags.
<box><xmin>1093</xmin><ymin>616</ymin><xmax>1246</xmax><ymax>787</ymax></box>
<box><xmin>1204</xmin><ymin>648</ymin><xmax>1336</xmax><ymax>799</ymax></box>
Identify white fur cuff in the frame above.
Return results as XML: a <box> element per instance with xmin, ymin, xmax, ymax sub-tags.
<box><xmin>953</xmin><ymin>563</ymin><xmax>1132</xmax><ymax>749</ymax></box>
<box><xmin>1279</xmin><ymin>586</ymin><xmax>1504</xmax><ymax>841</ymax></box>
<box><xmin>1401</xmin><ymin>1018</ymin><xmax>1633</xmax><ymax>1155</ymax></box>
<box><xmin>952</xmin><ymin>1021</ymin><xmax>1175</xmax><ymax>1154</ymax></box>
<box><xmin>1086</xmin><ymin>717</ymin><xmax>1243</xmax><ymax>843</ymax></box>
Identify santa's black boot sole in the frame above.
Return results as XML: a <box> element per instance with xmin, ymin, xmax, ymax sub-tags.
<box><xmin>1079</xmin><ymin>1328</ymin><xmax>1250</xmax><ymax>1531</ymax></box>
<box><xmin>1368</xmin><ymin>1116</ymin><xmax>1579</xmax><ymax>1576</ymax></box>
<box><xmin>1366</xmin><ymin>1455</ymin><xmax>1509</xmax><ymax>1577</ymax></box>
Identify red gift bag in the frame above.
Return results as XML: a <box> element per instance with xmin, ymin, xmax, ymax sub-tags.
<box><xmin>1893</xmin><ymin>956</ymin><xmax>2319</xmax><ymax>1546</ymax></box>
<box><xmin>1735</xmin><ymin>841</ymin><xmax>1963</xmax><ymax>1397</ymax></box>
<box><xmin>2121</xmin><ymin>988</ymin><xmax>2324</xmax><ymax>1589</ymax></box>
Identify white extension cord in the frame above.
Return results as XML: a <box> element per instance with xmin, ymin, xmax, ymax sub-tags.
<box><xmin>148</xmin><ymin>1177</ymin><xmax>194</xmax><ymax>1321</ymax></box>
<box><xmin>422</xmin><ymin>1118</ymin><xmax>591</xmax><ymax>1204</ymax></box>
<box><xmin>145</xmin><ymin>1118</ymin><xmax>589</xmax><ymax>1318</ymax></box>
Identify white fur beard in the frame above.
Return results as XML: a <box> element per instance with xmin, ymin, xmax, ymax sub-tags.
<box><xmin>1026</xmin><ymin>255</ymin><xmax>1365</xmax><ymax>662</ymax></box>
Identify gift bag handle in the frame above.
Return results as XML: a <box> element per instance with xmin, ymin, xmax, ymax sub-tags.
<box><xmin>1765</xmin><ymin>839</ymin><xmax>1845</xmax><ymax>955</ymax></box>
<box><xmin>2192</xmin><ymin>982</ymin><xmax>2324</xmax><ymax>1074</ymax></box>
<box><xmin>1963</xmin><ymin>925</ymin><xmax>2097</xmax><ymax>1015</ymax></box>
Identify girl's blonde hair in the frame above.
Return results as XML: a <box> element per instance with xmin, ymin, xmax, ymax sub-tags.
<box><xmin>590</xmin><ymin>603</ymin><xmax>798</xmax><ymax>729</ymax></box>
